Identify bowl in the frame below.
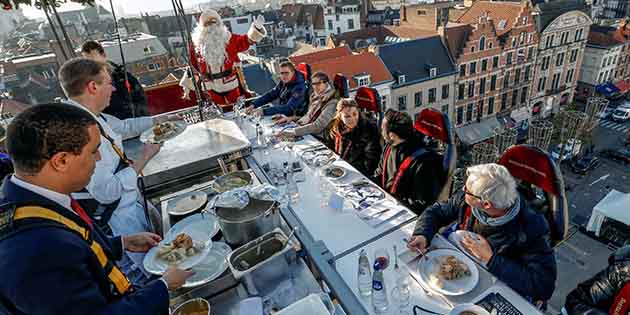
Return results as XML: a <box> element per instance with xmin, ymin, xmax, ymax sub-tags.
<box><xmin>171</xmin><ymin>298</ymin><xmax>211</xmax><ymax>315</ymax></box>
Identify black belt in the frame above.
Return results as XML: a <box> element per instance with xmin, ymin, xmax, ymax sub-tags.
<box><xmin>207</xmin><ymin>70</ymin><xmax>234</xmax><ymax>80</ymax></box>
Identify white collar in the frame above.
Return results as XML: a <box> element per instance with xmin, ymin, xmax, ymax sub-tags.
<box><xmin>10</xmin><ymin>175</ymin><xmax>74</xmax><ymax>213</ymax></box>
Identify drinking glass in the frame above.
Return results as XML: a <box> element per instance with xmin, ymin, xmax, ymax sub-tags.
<box><xmin>391</xmin><ymin>286</ymin><xmax>410</xmax><ymax>315</ymax></box>
<box><xmin>374</xmin><ymin>248</ymin><xmax>390</xmax><ymax>270</ymax></box>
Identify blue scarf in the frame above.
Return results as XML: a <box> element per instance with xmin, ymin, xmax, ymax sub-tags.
<box><xmin>472</xmin><ymin>196</ymin><xmax>520</xmax><ymax>227</ymax></box>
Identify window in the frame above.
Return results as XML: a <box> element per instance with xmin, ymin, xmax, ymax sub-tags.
<box><xmin>467</xmin><ymin>81</ymin><xmax>475</xmax><ymax>98</ymax></box>
<box><xmin>492</xmin><ymin>56</ymin><xmax>499</xmax><ymax>68</ymax></box>
<box><xmin>528</xmin><ymin>33</ymin><xmax>533</xmax><ymax>43</ymax></box>
<box><xmin>459</xmin><ymin>64</ymin><xmax>466</xmax><ymax>77</ymax></box>
<box><xmin>481</xmin><ymin>59</ymin><xmax>488</xmax><ymax>71</ymax></box>
<box><xmin>442</xmin><ymin>84</ymin><xmax>449</xmax><ymax>99</ymax></box>
<box><xmin>598</xmin><ymin>72</ymin><xmax>604</xmax><ymax>83</ymax></box>
<box><xmin>457</xmin><ymin>106</ymin><xmax>464</xmax><ymax>125</ymax></box>
<box><xmin>143</xmin><ymin>46</ymin><xmax>153</xmax><ymax>54</ymax></box>
<box><xmin>466</xmin><ymin>103</ymin><xmax>473</xmax><ymax>122</ymax></box>
<box><xmin>490</xmin><ymin>75</ymin><xmax>497</xmax><ymax>91</ymax></box>
<box><xmin>602</xmin><ymin>57</ymin><xmax>607</xmax><ymax>68</ymax></box>
<box><xmin>503</xmin><ymin>72</ymin><xmax>510</xmax><ymax>89</ymax></box>
<box><xmin>236</xmin><ymin>18</ymin><xmax>249</xmax><ymax>24</ymax></box>
<box><xmin>512</xmin><ymin>91</ymin><xmax>518</xmax><ymax>107</ymax></box>
<box><xmin>441</xmin><ymin>104</ymin><xmax>449</xmax><ymax>115</ymax></box>
<box><xmin>471</xmin><ymin>45</ymin><xmax>476</xmax><ymax>53</ymax></box>
<box><xmin>479</xmin><ymin>36</ymin><xmax>486</xmax><ymax>51</ymax></box>
<box><xmin>514</xmin><ymin>68</ymin><xmax>521</xmax><ymax>84</ymax></box>
<box><xmin>527</xmin><ymin>47</ymin><xmax>534</xmax><ymax>61</ymax></box>
<box><xmin>148</xmin><ymin>63</ymin><xmax>161</xmax><ymax>71</ymax></box>
<box><xmin>566</xmin><ymin>69</ymin><xmax>575</xmax><ymax>83</ymax></box>
<box><xmin>520</xmin><ymin>87</ymin><xmax>528</xmax><ymax>104</ymax></box>
<box><xmin>498</xmin><ymin>20</ymin><xmax>507</xmax><ymax>30</ymax></box>
<box><xmin>398</xmin><ymin>95</ymin><xmax>407</xmax><ymax>110</ymax></box>
<box><xmin>488</xmin><ymin>42</ymin><xmax>493</xmax><ymax>49</ymax></box>
<box><xmin>511</xmin><ymin>37</ymin><xmax>517</xmax><ymax>48</ymax></box>
<box><xmin>545</xmin><ymin>35</ymin><xmax>554</xmax><ymax>48</ymax></box>
<box><xmin>356</xmin><ymin>75</ymin><xmax>370</xmax><ymax>87</ymax></box>
<box><xmin>336</xmin><ymin>14</ymin><xmax>339</xmax><ymax>21</ymax></box>
<box><xmin>606</xmin><ymin>57</ymin><xmax>612</xmax><ymax>66</ymax></box>
<box><xmin>398</xmin><ymin>75</ymin><xmax>406</xmax><ymax>84</ymax></box>
<box><xmin>556</xmin><ymin>52</ymin><xmax>565</xmax><ymax>67</ymax></box>
<box><xmin>414</xmin><ymin>91</ymin><xmax>422</xmax><ymax>107</ymax></box>
<box><xmin>428</xmin><ymin>88</ymin><xmax>436</xmax><ymax>103</ymax></box>
<box><xmin>560</xmin><ymin>31</ymin><xmax>569</xmax><ymax>44</ymax></box>
<box><xmin>470</xmin><ymin>62</ymin><xmax>477</xmax><ymax>74</ymax></box>
<box><xmin>477</xmin><ymin>100</ymin><xmax>484</xmax><ymax>120</ymax></box>
<box><xmin>458</xmin><ymin>84</ymin><xmax>465</xmax><ymax>100</ymax></box>
<box><xmin>522</xmin><ymin>16</ymin><xmax>528</xmax><ymax>25</ymax></box>
<box><xmin>479</xmin><ymin>77</ymin><xmax>486</xmax><ymax>95</ymax></box>
<box><xmin>430</xmin><ymin>67</ymin><xmax>437</xmax><ymax>78</ymax></box>
<box><xmin>348</xmin><ymin>19</ymin><xmax>354</xmax><ymax>30</ymax></box>
<box><xmin>537</xmin><ymin>76</ymin><xmax>546</xmax><ymax>92</ymax></box>
<box><xmin>417</xmin><ymin>9</ymin><xmax>427</xmax><ymax>15</ymax></box>
<box><xmin>569</xmin><ymin>49</ymin><xmax>578</xmax><ymax>63</ymax></box>
<box><xmin>501</xmin><ymin>93</ymin><xmax>508</xmax><ymax>111</ymax></box>
<box><xmin>506</xmin><ymin>52</ymin><xmax>513</xmax><ymax>65</ymax></box>
<box><xmin>328</xmin><ymin>20</ymin><xmax>333</xmax><ymax>30</ymax></box>
<box><xmin>488</xmin><ymin>96</ymin><xmax>495</xmax><ymax>115</ymax></box>
<box><xmin>541</xmin><ymin>56</ymin><xmax>550</xmax><ymax>70</ymax></box>
<box><xmin>337</xmin><ymin>27</ymin><xmax>341</xmax><ymax>34</ymax></box>
<box><xmin>552</xmin><ymin>73</ymin><xmax>561</xmax><ymax>90</ymax></box>
<box><xmin>519</xmin><ymin>32</ymin><xmax>526</xmax><ymax>45</ymax></box>
<box><xmin>574</xmin><ymin>28</ymin><xmax>583</xmax><ymax>42</ymax></box>
<box><xmin>524</xmin><ymin>65</ymin><xmax>531</xmax><ymax>81</ymax></box>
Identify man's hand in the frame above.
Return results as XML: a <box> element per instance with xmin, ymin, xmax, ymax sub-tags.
<box><xmin>273</xmin><ymin>115</ymin><xmax>295</xmax><ymax>125</ymax></box>
<box><xmin>162</xmin><ymin>267</ymin><xmax>195</xmax><ymax>291</ymax></box>
<box><xmin>461</xmin><ymin>234</ymin><xmax>493</xmax><ymax>264</ymax></box>
<box><xmin>407</xmin><ymin>235</ymin><xmax>428</xmax><ymax>253</ymax></box>
<box><xmin>142</xmin><ymin>143</ymin><xmax>162</xmax><ymax>160</ymax></box>
<box><xmin>153</xmin><ymin>113</ymin><xmax>183</xmax><ymax>124</ymax></box>
<box><xmin>123</xmin><ymin>232</ymin><xmax>161</xmax><ymax>253</ymax></box>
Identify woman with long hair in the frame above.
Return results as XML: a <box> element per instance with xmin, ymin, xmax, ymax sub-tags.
<box><xmin>323</xmin><ymin>99</ymin><xmax>381</xmax><ymax>176</ymax></box>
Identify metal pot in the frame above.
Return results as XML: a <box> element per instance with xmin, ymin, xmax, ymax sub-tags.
<box><xmin>167</xmin><ymin>191</ymin><xmax>208</xmax><ymax>224</ymax></box>
<box><xmin>171</xmin><ymin>298</ymin><xmax>210</xmax><ymax>315</ymax></box>
<box><xmin>213</xmin><ymin>195</ymin><xmax>280</xmax><ymax>246</ymax></box>
<box><xmin>211</xmin><ymin>171</ymin><xmax>253</xmax><ymax>193</ymax></box>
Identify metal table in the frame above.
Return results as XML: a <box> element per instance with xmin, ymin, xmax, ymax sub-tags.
<box><xmin>124</xmin><ymin>118</ymin><xmax>251</xmax><ymax>193</ymax></box>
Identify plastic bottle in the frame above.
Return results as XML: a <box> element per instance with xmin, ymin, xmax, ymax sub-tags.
<box><xmin>285</xmin><ymin>162</ymin><xmax>300</xmax><ymax>203</ymax></box>
<box><xmin>372</xmin><ymin>262</ymin><xmax>389</xmax><ymax>312</ymax></box>
<box><xmin>256</xmin><ymin>123</ymin><xmax>264</xmax><ymax>147</ymax></box>
<box><xmin>357</xmin><ymin>249</ymin><xmax>372</xmax><ymax>297</ymax></box>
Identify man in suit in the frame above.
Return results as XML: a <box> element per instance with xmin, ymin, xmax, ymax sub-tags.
<box><xmin>0</xmin><ymin>104</ymin><xmax>192</xmax><ymax>315</ymax></box>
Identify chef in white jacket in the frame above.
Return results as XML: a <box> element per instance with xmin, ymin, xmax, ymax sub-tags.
<box><xmin>58</xmin><ymin>58</ymin><xmax>180</xmax><ymax>284</ymax></box>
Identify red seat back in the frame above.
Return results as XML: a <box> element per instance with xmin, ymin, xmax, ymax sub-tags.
<box><xmin>296</xmin><ymin>63</ymin><xmax>311</xmax><ymax>82</ymax></box>
<box><xmin>498</xmin><ymin>144</ymin><xmax>569</xmax><ymax>245</ymax></box>
<box><xmin>354</xmin><ymin>87</ymin><xmax>381</xmax><ymax>113</ymax></box>
<box><xmin>333</xmin><ymin>73</ymin><xmax>349</xmax><ymax>98</ymax></box>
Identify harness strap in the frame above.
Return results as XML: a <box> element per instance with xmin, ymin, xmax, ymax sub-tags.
<box><xmin>382</xmin><ymin>147</ymin><xmax>427</xmax><ymax>194</ymax></box>
<box><xmin>13</xmin><ymin>206</ymin><xmax>132</xmax><ymax>295</ymax></box>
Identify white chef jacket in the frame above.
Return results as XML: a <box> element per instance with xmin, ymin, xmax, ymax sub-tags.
<box><xmin>66</xmin><ymin>99</ymin><xmax>154</xmax><ymax>283</ymax></box>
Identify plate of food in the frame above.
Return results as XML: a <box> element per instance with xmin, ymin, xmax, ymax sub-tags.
<box><xmin>144</xmin><ymin>231</ymin><xmax>212</xmax><ymax>275</ymax></box>
<box><xmin>321</xmin><ymin>165</ymin><xmax>347</xmax><ymax>180</ymax></box>
<box><xmin>183</xmin><ymin>242</ymin><xmax>232</xmax><ymax>288</ymax></box>
<box><xmin>165</xmin><ymin>212</ymin><xmax>220</xmax><ymax>243</ymax></box>
<box><xmin>140</xmin><ymin>120</ymin><xmax>186</xmax><ymax>144</ymax></box>
<box><xmin>416</xmin><ymin>248</ymin><xmax>479</xmax><ymax>296</ymax></box>
<box><xmin>448</xmin><ymin>304</ymin><xmax>490</xmax><ymax>315</ymax></box>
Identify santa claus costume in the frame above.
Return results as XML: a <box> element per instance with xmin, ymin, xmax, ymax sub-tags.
<box><xmin>180</xmin><ymin>9</ymin><xmax>266</xmax><ymax>107</ymax></box>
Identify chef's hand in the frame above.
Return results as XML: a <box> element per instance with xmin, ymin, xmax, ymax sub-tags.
<box><xmin>407</xmin><ymin>235</ymin><xmax>428</xmax><ymax>253</ymax></box>
<box><xmin>153</xmin><ymin>113</ymin><xmax>183</xmax><ymax>124</ymax></box>
<box><xmin>123</xmin><ymin>232</ymin><xmax>162</xmax><ymax>253</ymax></box>
<box><xmin>162</xmin><ymin>267</ymin><xmax>195</xmax><ymax>291</ymax></box>
<box><xmin>461</xmin><ymin>234</ymin><xmax>493</xmax><ymax>264</ymax></box>
<box><xmin>142</xmin><ymin>142</ymin><xmax>162</xmax><ymax>160</ymax></box>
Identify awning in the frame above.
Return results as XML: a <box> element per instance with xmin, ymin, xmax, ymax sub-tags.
<box><xmin>614</xmin><ymin>80</ymin><xmax>630</xmax><ymax>94</ymax></box>
<box><xmin>596</xmin><ymin>82</ymin><xmax>620</xmax><ymax>97</ymax></box>
<box><xmin>586</xmin><ymin>190</ymin><xmax>630</xmax><ymax>236</ymax></box>
<box><xmin>455</xmin><ymin>117</ymin><xmax>501</xmax><ymax>146</ymax></box>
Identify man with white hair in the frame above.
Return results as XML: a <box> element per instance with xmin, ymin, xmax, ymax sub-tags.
<box><xmin>408</xmin><ymin>163</ymin><xmax>557</xmax><ymax>305</ymax></box>
<box><xmin>180</xmin><ymin>9</ymin><xmax>266</xmax><ymax>107</ymax></box>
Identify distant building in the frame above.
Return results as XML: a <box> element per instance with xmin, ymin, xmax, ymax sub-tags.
<box><xmin>591</xmin><ymin>0</ymin><xmax>630</xmax><ymax>23</ymax></box>
<box><xmin>323</xmin><ymin>0</ymin><xmax>361</xmax><ymax>36</ymax></box>
<box><xmin>366</xmin><ymin>7</ymin><xmax>400</xmax><ymax>27</ymax></box>
<box><xmin>326</xmin><ymin>25</ymin><xmax>436</xmax><ymax>51</ymax></box>
<box><xmin>399</xmin><ymin>1</ymin><xmax>465</xmax><ymax>32</ymax></box>
<box><xmin>0</xmin><ymin>53</ymin><xmax>63</xmax><ymax>104</ymax></box>
<box><xmin>279</xmin><ymin>3</ymin><xmax>326</xmax><ymax>45</ymax></box>
<box><xmin>378</xmin><ymin>36</ymin><xmax>456</xmax><ymax>121</ymax></box>
<box><xmin>289</xmin><ymin>46</ymin><xmax>353</xmax><ymax>64</ymax></box>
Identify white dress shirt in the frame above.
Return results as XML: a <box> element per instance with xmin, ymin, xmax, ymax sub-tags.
<box><xmin>11</xmin><ymin>175</ymin><xmax>73</xmax><ymax>213</ymax></box>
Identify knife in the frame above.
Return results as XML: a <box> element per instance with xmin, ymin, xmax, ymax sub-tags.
<box><xmin>407</xmin><ymin>265</ymin><xmax>454</xmax><ymax>309</ymax></box>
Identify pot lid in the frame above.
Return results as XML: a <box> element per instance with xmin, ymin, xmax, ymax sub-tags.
<box><xmin>168</xmin><ymin>191</ymin><xmax>208</xmax><ymax>215</ymax></box>
<box><xmin>215</xmin><ymin>198</ymin><xmax>277</xmax><ymax>222</ymax></box>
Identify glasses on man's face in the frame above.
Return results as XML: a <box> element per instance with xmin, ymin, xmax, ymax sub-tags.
<box><xmin>280</xmin><ymin>71</ymin><xmax>291</xmax><ymax>76</ymax></box>
<box><xmin>463</xmin><ymin>186</ymin><xmax>482</xmax><ymax>200</ymax></box>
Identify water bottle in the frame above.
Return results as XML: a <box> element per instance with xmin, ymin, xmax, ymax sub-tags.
<box><xmin>256</xmin><ymin>123</ymin><xmax>264</xmax><ymax>146</ymax></box>
<box><xmin>319</xmin><ymin>176</ymin><xmax>332</xmax><ymax>209</ymax></box>
<box><xmin>285</xmin><ymin>162</ymin><xmax>300</xmax><ymax>203</ymax></box>
<box><xmin>357</xmin><ymin>249</ymin><xmax>372</xmax><ymax>297</ymax></box>
<box><xmin>372</xmin><ymin>263</ymin><xmax>389</xmax><ymax>312</ymax></box>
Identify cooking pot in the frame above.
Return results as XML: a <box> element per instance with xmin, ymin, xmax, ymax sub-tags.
<box><xmin>212</xmin><ymin>192</ymin><xmax>280</xmax><ymax>246</ymax></box>
<box><xmin>211</xmin><ymin>171</ymin><xmax>253</xmax><ymax>193</ymax></box>
<box><xmin>167</xmin><ymin>191</ymin><xmax>208</xmax><ymax>224</ymax></box>
<box><xmin>171</xmin><ymin>298</ymin><xmax>210</xmax><ymax>315</ymax></box>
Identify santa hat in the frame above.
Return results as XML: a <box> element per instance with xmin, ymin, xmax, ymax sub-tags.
<box><xmin>199</xmin><ymin>9</ymin><xmax>221</xmax><ymax>24</ymax></box>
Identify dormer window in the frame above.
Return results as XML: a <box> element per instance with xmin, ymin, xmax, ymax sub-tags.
<box><xmin>398</xmin><ymin>75</ymin><xmax>406</xmax><ymax>84</ymax></box>
<box><xmin>430</xmin><ymin>67</ymin><xmax>438</xmax><ymax>78</ymax></box>
<box><xmin>355</xmin><ymin>74</ymin><xmax>371</xmax><ymax>87</ymax></box>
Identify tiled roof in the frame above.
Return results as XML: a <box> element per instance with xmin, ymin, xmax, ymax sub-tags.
<box><xmin>456</xmin><ymin>1</ymin><xmax>523</xmax><ymax>37</ymax></box>
<box><xmin>378</xmin><ymin>36</ymin><xmax>456</xmax><ymax>85</ymax></box>
<box><xmin>330</xmin><ymin>25</ymin><xmax>437</xmax><ymax>50</ymax></box>
<box><xmin>587</xmin><ymin>25</ymin><xmax>624</xmax><ymax>48</ymax></box>
<box><xmin>289</xmin><ymin>46</ymin><xmax>353</xmax><ymax>65</ymax></box>
<box><xmin>533</xmin><ymin>0</ymin><xmax>588</xmax><ymax>33</ymax></box>
<box><xmin>309</xmin><ymin>52</ymin><xmax>393</xmax><ymax>90</ymax></box>
<box><xmin>280</xmin><ymin>4</ymin><xmax>302</xmax><ymax>26</ymax></box>
<box><xmin>443</xmin><ymin>23</ymin><xmax>473</xmax><ymax>59</ymax></box>
<box><xmin>280</xmin><ymin>3</ymin><xmax>325</xmax><ymax>28</ymax></box>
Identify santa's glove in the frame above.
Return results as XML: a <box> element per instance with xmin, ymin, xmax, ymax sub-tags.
<box><xmin>254</xmin><ymin>15</ymin><xmax>265</xmax><ymax>31</ymax></box>
<box><xmin>248</xmin><ymin>16</ymin><xmax>267</xmax><ymax>42</ymax></box>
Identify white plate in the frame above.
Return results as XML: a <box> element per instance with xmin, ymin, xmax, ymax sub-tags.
<box><xmin>144</xmin><ymin>224</ymin><xmax>213</xmax><ymax>275</ymax></box>
<box><xmin>165</xmin><ymin>212</ymin><xmax>220</xmax><ymax>241</ymax></box>
<box><xmin>448</xmin><ymin>304</ymin><xmax>490</xmax><ymax>315</ymax></box>
<box><xmin>139</xmin><ymin>120</ymin><xmax>186</xmax><ymax>144</ymax></box>
<box><xmin>416</xmin><ymin>248</ymin><xmax>479</xmax><ymax>296</ymax></box>
<box><xmin>321</xmin><ymin>165</ymin><xmax>347</xmax><ymax>180</ymax></box>
<box><xmin>183</xmin><ymin>242</ymin><xmax>232</xmax><ymax>288</ymax></box>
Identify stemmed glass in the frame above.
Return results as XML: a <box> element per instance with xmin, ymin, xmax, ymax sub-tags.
<box><xmin>391</xmin><ymin>245</ymin><xmax>411</xmax><ymax>314</ymax></box>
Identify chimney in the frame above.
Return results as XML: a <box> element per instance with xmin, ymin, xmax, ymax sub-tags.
<box><xmin>464</xmin><ymin>0</ymin><xmax>474</xmax><ymax>8</ymax></box>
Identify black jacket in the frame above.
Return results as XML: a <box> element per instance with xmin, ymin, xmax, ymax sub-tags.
<box><xmin>565</xmin><ymin>246</ymin><xmax>630</xmax><ymax>315</ymax></box>
<box><xmin>413</xmin><ymin>192</ymin><xmax>557</xmax><ymax>302</ymax></box>
<box><xmin>103</xmin><ymin>61</ymin><xmax>149</xmax><ymax>119</ymax></box>
<box><xmin>323</xmin><ymin>116</ymin><xmax>381</xmax><ymax>177</ymax></box>
<box><xmin>373</xmin><ymin>138</ymin><xmax>444</xmax><ymax>215</ymax></box>
<box><xmin>251</xmin><ymin>71</ymin><xmax>308</xmax><ymax>116</ymax></box>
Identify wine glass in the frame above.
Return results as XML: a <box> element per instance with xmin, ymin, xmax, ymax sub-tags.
<box><xmin>391</xmin><ymin>285</ymin><xmax>411</xmax><ymax>315</ymax></box>
<box><xmin>374</xmin><ymin>248</ymin><xmax>390</xmax><ymax>270</ymax></box>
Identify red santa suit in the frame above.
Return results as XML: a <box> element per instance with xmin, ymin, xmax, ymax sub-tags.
<box><xmin>181</xmin><ymin>10</ymin><xmax>266</xmax><ymax>107</ymax></box>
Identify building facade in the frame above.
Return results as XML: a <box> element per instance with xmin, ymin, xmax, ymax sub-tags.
<box><xmin>324</xmin><ymin>0</ymin><xmax>361</xmax><ymax>36</ymax></box>
<box><xmin>530</xmin><ymin>0</ymin><xmax>592</xmax><ymax>118</ymax></box>
<box><xmin>577</xmin><ymin>25</ymin><xmax>624</xmax><ymax>98</ymax></box>
<box><xmin>378</xmin><ymin>36</ymin><xmax>456</xmax><ymax>121</ymax></box>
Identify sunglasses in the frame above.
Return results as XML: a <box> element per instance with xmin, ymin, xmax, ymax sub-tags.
<box><xmin>280</xmin><ymin>71</ymin><xmax>292</xmax><ymax>75</ymax></box>
<box><xmin>312</xmin><ymin>81</ymin><xmax>326</xmax><ymax>85</ymax></box>
<box><xmin>463</xmin><ymin>186</ymin><xmax>483</xmax><ymax>200</ymax></box>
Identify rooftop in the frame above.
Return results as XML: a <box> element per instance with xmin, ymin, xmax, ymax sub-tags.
<box><xmin>587</xmin><ymin>25</ymin><xmax>625</xmax><ymax>48</ymax></box>
<box><xmin>98</xmin><ymin>33</ymin><xmax>168</xmax><ymax>64</ymax></box>
<box><xmin>532</xmin><ymin>0</ymin><xmax>589</xmax><ymax>33</ymax></box>
<box><xmin>330</xmin><ymin>25</ymin><xmax>437</xmax><ymax>50</ymax></box>
<box><xmin>456</xmin><ymin>1</ymin><xmax>523</xmax><ymax>37</ymax></box>
<box><xmin>289</xmin><ymin>46</ymin><xmax>353</xmax><ymax>65</ymax></box>
<box><xmin>309</xmin><ymin>52</ymin><xmax>393</xmax><ymax>90</ymax></box>
<box><xmin>443</xmin><ymin>23</ymin><xmax>474</xmax><ymax>59</ymax></box>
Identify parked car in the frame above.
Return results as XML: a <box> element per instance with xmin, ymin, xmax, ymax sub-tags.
<box><xmin>596</xmin><ymin>107</ymin><xmax>614</xmax><ymax>120</ymax></box>
<box><xmin>612</xmin><ymin>107</ymin><xmax>630</xmax><ymax>122</ymax></box>
<box><xmin>600</xmin><ymin>148</ymin><xmax>630</xmax><ymax>164</ymax></box>
<box><xmin>570</xmin><ymin>153</ymin><xmax>600</xmax><ymax>174</ymax></box>
<box><xmin>551</xmin><ymin>138</ymin><xmax>583</xmax><ymax>161</ymax></box>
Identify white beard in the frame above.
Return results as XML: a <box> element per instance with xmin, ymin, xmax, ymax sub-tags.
<box><xmin>192</xmin><ymin>24</ymin><xmax>231</xmax><ymax>72</ymax></box>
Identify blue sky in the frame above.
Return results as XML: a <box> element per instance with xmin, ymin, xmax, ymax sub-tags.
<box><xmin>21</xmin><ymin>0</ymin><xmax>210</xmax><ymax>19</ymax></box>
